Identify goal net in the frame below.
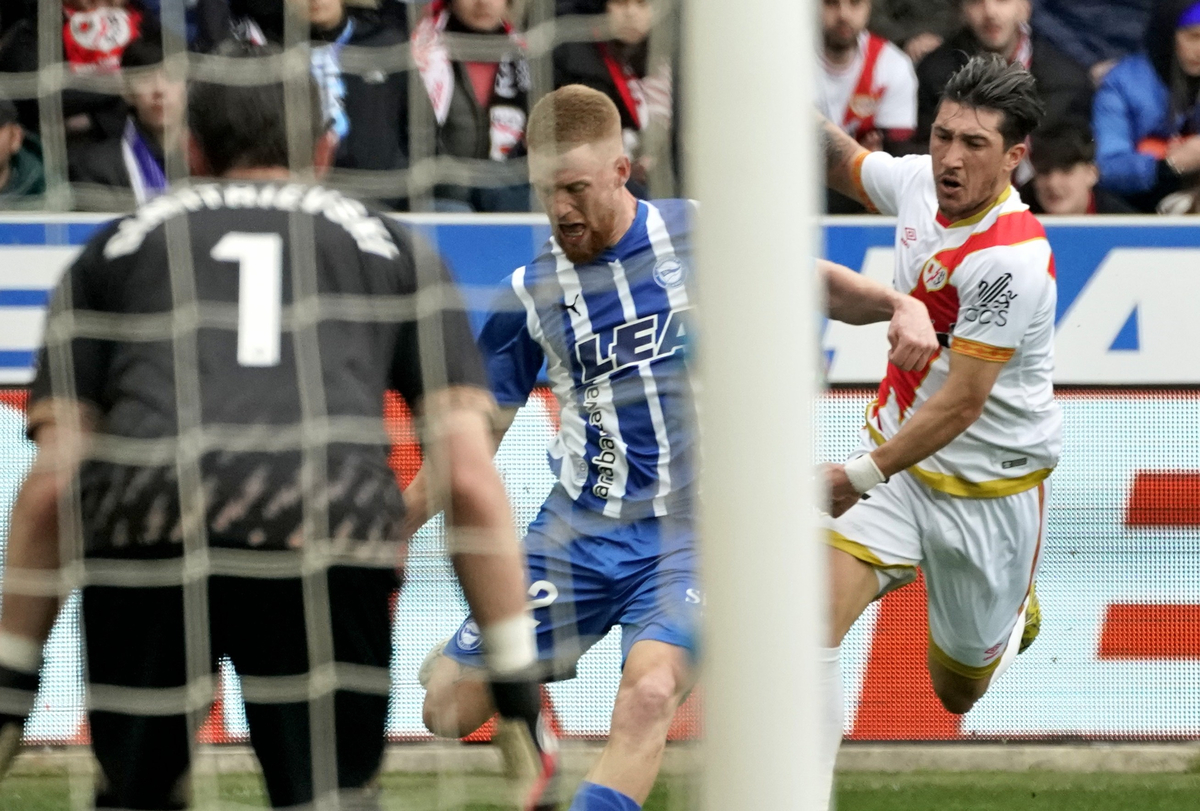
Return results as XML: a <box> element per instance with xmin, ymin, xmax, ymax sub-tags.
<box><xmin>1</xmin><ymin>0</ymin><xmax>729</xmax><ymax>809</ymax></box>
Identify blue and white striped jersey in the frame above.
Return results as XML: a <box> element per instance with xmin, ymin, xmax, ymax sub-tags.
<box><xmin>480</xmin><ymin>199</ymin><xmax>696</xmax><ymax>521</ymax></box>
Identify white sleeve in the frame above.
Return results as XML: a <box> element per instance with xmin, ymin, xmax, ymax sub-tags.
<box><xmin>950</xmin><ymin>240</ymin><xmax>1054</xmax><ymax>360</ymax></box>
<box><xmin>857</xmin><ymin>152</ymin><xmax>929</xmax><ymax>216</ymax></box>
<box><xmin>872</xmin><ymin>46</ymin><xmax>917</xmax><ymax>131</ymax></box>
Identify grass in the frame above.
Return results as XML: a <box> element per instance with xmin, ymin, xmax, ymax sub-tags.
<box><xmin>836</xmin><ymin>772</ymin><xmax>1200</xmax><ymax>811</ymax></box>
<box><xmin>4</xmin><ymin>770</ymin><xmax>1200</xmax><ymax>809</ymax></box>
<box><xmin>0</xmin><ymin>770</ymin><xmax>696</xmax><ymax>810</ymax></box>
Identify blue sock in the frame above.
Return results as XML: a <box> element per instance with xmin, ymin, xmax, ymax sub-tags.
<box><xmin>567</xmin><ymin>781</ymin><xmax>641</xmax><ymax>811</ymax></box>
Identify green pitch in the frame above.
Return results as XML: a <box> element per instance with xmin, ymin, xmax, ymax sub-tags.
<box><xmin>5</xmin><ymin>770</ymin><xmax>1200</xmax><ymax>809</ymax></box>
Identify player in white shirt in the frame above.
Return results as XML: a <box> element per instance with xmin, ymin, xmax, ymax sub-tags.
<box><xmin>818</xmin><ymin>0</ymin><xmax>918</xmax><ymax>152</ymax></box>
<box><xmin>816</xmin><ymin>54</ymin><xmax>1061</xmax><ymax>809</ymax></box>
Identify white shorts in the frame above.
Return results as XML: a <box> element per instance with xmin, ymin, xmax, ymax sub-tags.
<box><xmin>824</xmin><ymin>463</ymin><xmax>1048</xmax><ymax>679</ymax></box>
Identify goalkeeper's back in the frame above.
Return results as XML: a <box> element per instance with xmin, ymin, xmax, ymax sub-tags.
<box><xmin>29</xmin><ymin>183</ymin><xmax>483</xmax><ymax>552</ymax></box>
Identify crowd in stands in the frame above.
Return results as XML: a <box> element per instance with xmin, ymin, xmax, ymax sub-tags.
<box><xmin>820</xmin><ymin>0</ymin><xmax>1200</xmax><ymax>216</ymax></box>
<box><xmin>7</xmin><ymin>1</ymin><xmax>1200</xmax><ymax>215</ymax></box>
<box><xmin>0</xmin><ymin>0</ymin><xmax>675</xmax><ymax>211</ymax></box>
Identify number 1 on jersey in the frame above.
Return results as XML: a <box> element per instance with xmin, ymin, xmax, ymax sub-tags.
<box><xmin>211</xmin><ymin>232</ymin><xmax>284</xmax><ymax>367</ymax></box>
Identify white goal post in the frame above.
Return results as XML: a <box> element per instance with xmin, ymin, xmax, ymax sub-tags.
<box><xmin>687</xmin><ymin>1</ymin><xmax>824</xmax><ymax>809</ymax></box>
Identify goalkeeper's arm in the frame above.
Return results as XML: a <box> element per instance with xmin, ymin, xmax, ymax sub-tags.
<box><xmin>0</xmin><ymin>399</ymin><xmax>94</xmax><ymax>775</ymax></box>
<box><xmin>414</xmin><ymin>388</ymin><xmax>556</xmax><ymax>802</ymax></box>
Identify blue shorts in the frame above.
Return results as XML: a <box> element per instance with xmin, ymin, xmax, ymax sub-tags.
<box><xmin>444</xmin><ymin>498</ymin><xmax>700</xmax><ymax>679</ymax></box>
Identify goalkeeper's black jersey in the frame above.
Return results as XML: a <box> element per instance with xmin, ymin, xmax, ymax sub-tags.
<box><xmin>29</xmin><ymin>181</ymin><xmax>485</xmax><ymax>554</ymax></box>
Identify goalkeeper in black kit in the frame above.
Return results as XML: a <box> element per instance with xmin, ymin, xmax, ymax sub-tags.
<box><xmin>0</xmin><ymin>42</ymin><xmax>554</xmax><ymax>810</ymax></box>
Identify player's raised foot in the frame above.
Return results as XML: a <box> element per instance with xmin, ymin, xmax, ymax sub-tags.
<box><xmin>1019</xmin><ymin>584</ymin><xmax>1041</xmax><ymax>654</ymax></box>
<box><xmin>490</xmin><ymin>680</ymin><xmax>560</xmax><ymax>811</ymax></box>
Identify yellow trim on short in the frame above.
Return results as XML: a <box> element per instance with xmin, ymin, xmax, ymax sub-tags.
<box><xmin>907</xmin><ymin>465</ymin><xmax>1052</xmax><ymax>498</ymax></box>
<box><xmin>942</xmin><ymin>186</ymin><xmax>1012</xmax><ymax>229</ymax></box>
<box><xmin>928</xmin><ymin>636</ymin><xmax>1002</xmax><ymax>680</ymax></box>
<box><xmin>826</xmin><ymin>531</ymin><xmax>917</xmax><ymax>571</ymax></box>
<box><xmin>863</xmin><ymin>419</ymin><xmax>1053</xmax><ymax>498</ymax></box>
<box><xmin>950</xmin><ymin>336</ymin><xmax>1015</xmax><ymax>363</ymax></box>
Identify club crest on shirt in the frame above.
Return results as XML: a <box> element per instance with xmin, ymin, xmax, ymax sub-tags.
<box><xmin>921</xmin><ymin>258</ymin><xmax>949</xmax><ymax>292</ymax></box>
<box><xmin>457</xmin><ymin>619</ymin><xmax>481</xmax><ymax>651</ymax></box>
<box><xmin>848</xmin><ymin>92</ymin><xmax>880</xmax><ymax>118</ymax></box>
<box><xmin>652</xmin><ymin>256</ymin><xmax>686</xmax><ymax>289</ymax></box>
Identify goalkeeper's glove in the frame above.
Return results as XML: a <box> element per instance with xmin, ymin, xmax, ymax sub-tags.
<box><xmin>0</xmin><ymin>661</ymin><xmax>38</xmax><ymax>779</ymax></box>
<box><xmin>490</xmin><ymin>677</ymin><xmax>559</xmax><ymax>811</ymax></box>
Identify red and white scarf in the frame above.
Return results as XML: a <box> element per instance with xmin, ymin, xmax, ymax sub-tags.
<box><xmin>1008</xmin><ymin>23</ymin><xmax>1033</xmax><ymax>70</ymax></box>
<box><xmin>63</xmin><ymin>4</ymin><xmax>143</xmax><ymax>74</ymax></box>
<box><xmin>412</xmin><ymin>1</ymin><xmax>528</xmax><ymax>130</ymax></box>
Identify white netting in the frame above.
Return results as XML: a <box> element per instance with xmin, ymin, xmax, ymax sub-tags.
<box><xmin>0</xmin><ymin>2</ymin><xmax>700</xmax><ymax>809</ymax></box>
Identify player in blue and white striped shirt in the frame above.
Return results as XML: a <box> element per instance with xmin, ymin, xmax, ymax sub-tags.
<box><xmin>411</xmin><ymin>85</ymin><xmax>937</xmax><ymax>811</ymax></box>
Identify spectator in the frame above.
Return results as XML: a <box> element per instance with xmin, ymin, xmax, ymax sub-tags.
<box><xmin>818</xmin><ymin>0</ymin><xmax>917</xmax><ymax>153</ymax></box>
<box><xmin>820</xmin><ymin>0</ymin><xmax>917</xmax><ymax>213</ymax></box>
<box><xmin>1093</xmin><ymin>0</ymin><xmax>1200</xmax><ymax>212</ymax></box>
<box><xmin>870</xmin><ymin>0</ymin><xmax>957</xmax><ymax>65</ymax></box>
<box><xmin>68</xmin><ymin>33</ymin><xmax>184</xmax><ymax>207</ymax></box>
<box><xmin>1032</xmin><ymin>0</ymin><xmax>1153</xmax><ymax>87</ymax></box>
<box><xmin>1020</xmin><ymin>120</ymin><xmax>1136</xmax><ymax>213</ymax></box>
<box><xmin>916</xmin><ymin>0</ymin><xmax>1092</xmax><ymax>145</ymax></box>
<box><xmin>284</xmin><ymin>0</ymin><xmax>409</xmax><ymax>208</ymax></box>
<box><xmin>0</xmin><ymin>0</ymin><xmax>150</xmax><ymax>142</ymax></box>
<box><xmin>0</xmin><ymin>98</ymin><xmax>44</xmax><ymax>201</ymax></box>
<box><xmin>554</xmin><ymin>0</ymin><xmax>676</xmax><ymax>199</ymax></box>
<box><xmin>194</xmin><ymin>0</ymin><xmax>285</xmax><ymax>48</ymax></box>
<box><xmin>411</xmin><ymin>0</ymin><xmax>531</xmax><ymax>211</ymax></box>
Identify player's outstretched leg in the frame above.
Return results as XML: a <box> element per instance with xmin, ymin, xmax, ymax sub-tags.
<box><xmin>421</xmin><ymin>648</ymin><xmax>558</xmax><ymax>811</ymax></box>
<box><xmin>818</xmin><ymin>546</ymin><xmax>899</xmax><ymax>811</ymax></box>
<box><xmin>566</xmin><ymin>639</ymin><xmax>691</xmax><ymax>811</ymax></box>
<box><xmin>926</xmin><ymin>589</ymin><xmax>1034</xmax><ymax>715</ymax></box>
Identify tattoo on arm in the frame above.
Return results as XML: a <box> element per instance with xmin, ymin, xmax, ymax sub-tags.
<box><xmin>818</xmin><ymin>113</ymin><xmax>870</xmax><ymax>205</ymax></box>
<box><xmin>820</xmin><ymin>117</ymin><xmax>858</xmax><ymax>168</ymax></box>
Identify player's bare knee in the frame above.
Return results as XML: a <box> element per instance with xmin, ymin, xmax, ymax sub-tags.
<box><xmin>612</xmin><ymin>666</ymin><xmax>678</xmax><ymax>735</ymax></box>
<box><xmin>930</xmin><ymin>677</ymin><xmax>988</xmax><ymax>716</ymax></box>
<box><xmin>933</xmin><ymin>687</ymin><xmax>978</xmax><ymax>715</ymax></box>
<box><xmin>420</xmin><ymin>655</ymin><xmax>490</xmax><ymax>738</ymax></box>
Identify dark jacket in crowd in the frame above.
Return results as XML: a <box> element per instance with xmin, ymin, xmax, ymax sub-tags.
<box><xmin>553</xmin><ymin>36</ymin><xmax>679</xmax><ymax>200</ymax></box>
<box><xmin>554</xmin><ymin>39</ymin><xmax>645</xmax><ymax>142</ymax></box>
<box><xmin>870</xmin><ymin>0</ymin><xmax>958</xmax><ymax>48</ymax></box>
<box><xmin>68</xmin><ymin>134</ymin><xmax>133</xmax><ymax>191</ymax></box>
<box><xmin>916</xmin><ymin>28</ymin><xmax>1093</xmax><ymax>145</ymax></box>
<box><xmin>328</xmin><ymin>14</ymin><xmax>409</xmax><ymax>179</ymax></box>
<box><xmin>0</xmin><ymin>131</ymin><xmax>44</xmax><ymax>200</ymax></box>
<box><xmin>1032</xmin><ymin>0</ymin><xmax>1153</xmax><ymax>71</ymax></box>
<box><xmin>1092</xmin><ymin>0</ymin><xmax>1200</xmax><ymax>210</ymax></box>
<box><xmin>195</xmin><ymin>0</ymin><xmax>286</xmax><ymax>50</ymax></box>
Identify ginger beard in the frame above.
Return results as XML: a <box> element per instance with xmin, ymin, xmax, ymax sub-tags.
<box><xmin>530</xmin><ymin>138</ymin><xmax>632</xmax><ymax>265</ymax></box>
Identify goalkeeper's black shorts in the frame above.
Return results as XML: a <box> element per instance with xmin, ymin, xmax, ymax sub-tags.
<box><xmin>81</xmin><ymin>562</ymin><xmax>399</xmax><ymax>810</ymax></box>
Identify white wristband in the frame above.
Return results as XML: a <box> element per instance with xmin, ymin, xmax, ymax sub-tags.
<box><xmin>481</xmin><ymin>614</ymin><xmax>538</xmax><ymax>677</ymax></box>
<box><xmin>844</xmin><ymin>454</ymin><xmax>887</xmax><ymax>495</ymax></box>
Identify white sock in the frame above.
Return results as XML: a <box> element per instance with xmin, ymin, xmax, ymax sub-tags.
<box><xmin>0</xmin><ymin>631</ymin><xmax>42</xmax><ymax>675</ymax></box>
<box><xmin>480</xmin><ymin>614</ymin><xmax>537</xmax><ymax>676</ymax></box>
<box><xmin>989</xmin><ymin>603</ymin><xmax>1027</xmax><ymax>685</ymax></box>
<box><xmin>817</xmin><ymin>645</ymin><xmax>843</xmax><ymax>811</ymax></box>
